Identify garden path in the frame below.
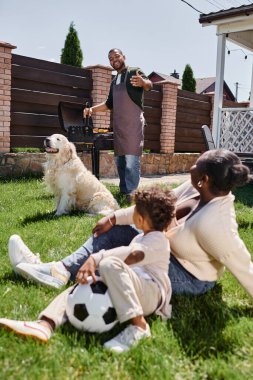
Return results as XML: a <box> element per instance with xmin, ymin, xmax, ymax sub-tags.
<box><xmin>102</xmin><ymin>173</ymin><xmax>190</xmax><ymax>187</ymax></box>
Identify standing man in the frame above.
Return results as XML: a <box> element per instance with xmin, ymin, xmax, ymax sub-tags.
<box><xmin>84</xmin><ymin>48</ymin><xmax>152</xmax><ymax>201</ymax></box>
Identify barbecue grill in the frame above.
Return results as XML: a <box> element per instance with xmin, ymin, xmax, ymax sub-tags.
<box><xmin>58</xmin><ymin>101</ymin><xmax>114</xmax><ymax>179</ymax></box>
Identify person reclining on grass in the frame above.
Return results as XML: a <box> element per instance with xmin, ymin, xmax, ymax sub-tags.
<box><xmin>0</xmin><ymin>187</ymin><xmax>176</xmax><ymax>353</ymax></box>
<box><xmin>7</xmin><ymin>149</ymin><xmax>253</xmax><ymax>299</ymax></box>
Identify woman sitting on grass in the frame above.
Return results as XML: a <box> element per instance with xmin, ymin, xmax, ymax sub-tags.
<box><xmin>0</xmin><ymin>187</ymin><xmax>176</xmax><ymax>352</ymax></box>
<box><xmin>8</xmin><ymin>149</ymin><xmax>253</xmax><ymax>298</ymax></box>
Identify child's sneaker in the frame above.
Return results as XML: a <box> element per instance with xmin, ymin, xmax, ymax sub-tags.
<box><xmin>0</xmin><ymin>318</ymin><xmax>52</xmax><ymax>342</ymax></box>
<box><xmin>104</xmin><ymin>324</ymin><xmax>151</xmax><ymax>353</ymax></box>
<box><xmin>8</xmin><ymin>235</ymin><xmax>41</xmax><ymax>273</ymax></box>
<box><xmin>15</xmin><ymin>261</ymin><xmax>70</xmax><ymax>289</ymax></box>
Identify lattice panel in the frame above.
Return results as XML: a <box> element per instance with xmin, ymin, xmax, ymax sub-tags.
<box><xmin>220</xmin><ymin>109</ymin><xmax>253</xmax><ymax>152</ymax></box>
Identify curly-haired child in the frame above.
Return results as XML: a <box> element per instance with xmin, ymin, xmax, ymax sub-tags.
<box><xmin>0</xmin><ymin>186</ymin><xmax>176</xmax><ymax>353</ymax></box>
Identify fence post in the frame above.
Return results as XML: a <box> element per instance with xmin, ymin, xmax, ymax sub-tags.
<box><xmin>85</xmin><ymin>64</ymin><xmax>113</xmax><ymax>129</ymax></box>
<box><xmin>208</xmin><ymin>93</ymin><xmax>215</xmax><ymax>131</ymax></box>
<box><xmin>0</xmin><ymin>41</ymin><xmax>16</xmax><ymax>153</ymax></box>
<box><xmin>158</xmin><ymin>81</ymin><xmax>179</xmax><ymax>153</ymax></box>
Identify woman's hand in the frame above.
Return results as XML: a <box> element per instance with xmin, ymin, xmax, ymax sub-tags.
<box><xmin>92</xmin><ymin>214</ymin><xmax>115</xmax><ymax>237</ymax></box>
<box><xmin>76</xmin><ymin>256</ymin><xmax>97</xmax><ymax>284</ymax></box>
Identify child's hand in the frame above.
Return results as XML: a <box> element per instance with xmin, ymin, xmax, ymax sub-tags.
<box><xmin>92</xmin><ymin>214</ymin><xmax>115</xmax><ymax>237</ymax></box>
<box><xmin>76</xmin><ymin>257</ymin><xmax>97</xmax><ymax>284</ymax></box>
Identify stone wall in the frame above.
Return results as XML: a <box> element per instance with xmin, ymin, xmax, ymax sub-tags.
<box><xmin>0</xmin><ymin>152</ymin><xmax>199</xmax><ymax>178</ymax></box>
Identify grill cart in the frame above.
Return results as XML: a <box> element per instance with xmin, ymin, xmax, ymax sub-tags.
<box><xmin>58</xmin><ymin>101</ymin><xmax>114</xmax><ymax>179</ymax></box>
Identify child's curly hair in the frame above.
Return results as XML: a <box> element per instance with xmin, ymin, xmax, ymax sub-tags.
<box><xmin>133</xmin><ymin>186</ymin><xmax>176</xmax><ymax>231</ymax></box>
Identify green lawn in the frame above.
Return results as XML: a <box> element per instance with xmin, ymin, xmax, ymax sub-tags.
<box><xmin>0</xmin><ymin>178</ymin><xmax>253</xmax><ymax>380</ymax></box>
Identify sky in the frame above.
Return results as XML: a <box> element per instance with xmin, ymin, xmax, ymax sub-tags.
<box><xmin>0</xmin><ymin>0</ymin><xmax>253</xmax><ymax>101</ymax></box>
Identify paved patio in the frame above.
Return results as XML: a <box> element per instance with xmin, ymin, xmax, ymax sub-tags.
<box><xmin>102</xmin><ymin>173</ymin><xmax>190</xmax><ymax>187</ymax></box>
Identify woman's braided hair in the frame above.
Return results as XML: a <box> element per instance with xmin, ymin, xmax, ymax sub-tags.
<box><xmin>133</xmin><ymin>186</ymin><xmax>176</xmax><ymax>231</ymax></box>
<box><xmin>199</xmin><ymin>149</ymin><xmax>250</xmax><ymax>194</ymax></box>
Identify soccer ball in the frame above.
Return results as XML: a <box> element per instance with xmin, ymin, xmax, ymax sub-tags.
<box><xmin>66</xmin><ymin>277</ymin><xmax>118</xmax><ymax>333</ymax></box>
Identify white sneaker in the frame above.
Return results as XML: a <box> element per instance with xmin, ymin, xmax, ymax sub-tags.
<box><xmin>0</xmin><ymin>318</ymin><xmax>52</xmax><ymax>342</ymax></box>
<box><xmin>104</xmin><ymin>324</ymin><xmax>151</xmax><ymax>353</ymax></box>
<box><xmin>8</xmin><ymin>235</ymin><xmax>41</xmax><ymax>273</ymax></box>
<box><xmin>15</xmin><ymin>261</ymin><xmax>70</xmax><ymax>289</ymax></box>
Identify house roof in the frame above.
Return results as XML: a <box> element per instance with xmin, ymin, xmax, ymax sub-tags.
<box><xmin>199</xmin><ymin>4</ymin><xmax>253</xmax><ymax>52</ymax></box>
<box><xmin>199</xmin><ymin>4</ymin><xmax>253</xmax><ymax>24</ymax></box>
<box><xmin>195</xmin><ymin>77</ymin><xmax>235</xmax><ymax>101</ymax></box>
<box><xmin>148</xmin><ymin>71</ymin><xmax>181</xmax><ymax>84</ymax></box>
<box><xmin>149</xmin><ymin>72</ymin><xmax>235</xmax><ymax>100</ymax></box>
<box><xmin>196</xmin><ymin>77</ymin><xmax>216</xmax><ymax>94</ymax></box>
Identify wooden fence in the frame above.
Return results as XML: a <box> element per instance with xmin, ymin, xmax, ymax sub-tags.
<box><xmin>175</xmin><ymin>90</ymin><xmax>212</xmax><ymax>152</ymax></box>
<box><xmin>11</xmin><ymin>55</ymin><xmax>162</xmax><ymax>151</ymax></box>
<box><xmin>143</xmin><ymin>83</ymin><xmax>162</xmax><ymax>152</ymax></box>
<box><xmin>14</xmin><ymin>53</ymin><xmax>242</xmax><ymax>155</ymax></box>
<box><xmin>9</xmin><ymin>55</ymin><xmax>249</xmax><ymax>154</ymax></box>
<box><xmin>11</xmin><ymin>55</ymin><xmax>92</xmax><ymax>148</ymax></box>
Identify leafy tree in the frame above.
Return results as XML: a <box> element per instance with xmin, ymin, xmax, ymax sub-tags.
<box><xmin>61</xmin><ymin>22</ymin><xmax>83</xmax><ymax>67</ymax></box>
<box><xmin>182</xmin><ymin>64</ymin><xmax>196</xmax><ymax>92</ymax></box>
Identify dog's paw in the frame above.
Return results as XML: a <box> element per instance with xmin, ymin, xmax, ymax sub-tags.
<box><xmin>54</xmin><ymin>210</ymin><xmax>68</xmax><ymax>217</ymax></box>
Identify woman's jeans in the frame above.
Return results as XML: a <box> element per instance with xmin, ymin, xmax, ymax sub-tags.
<box><xmin>62</xmin><ymin>225</ymin><xmax>215</xmax><ymax>296</ymax></box>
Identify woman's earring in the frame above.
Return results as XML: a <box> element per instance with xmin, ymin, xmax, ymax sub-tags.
<box><xmin>197</xmin><ymin>180</ymin><xmax>203</xmax><ymax>188</ymax></box>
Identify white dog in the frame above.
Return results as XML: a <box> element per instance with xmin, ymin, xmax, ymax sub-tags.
<box><xmin>43</xmin><ymin>134</ymin><xmax>119</xmax><ymax>216</ymax></box>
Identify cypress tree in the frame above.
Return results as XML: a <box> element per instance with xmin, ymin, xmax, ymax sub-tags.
<box><xmin>182</xmin><ymin>64</ymin><xmax>196</xmax><ymax>92</ymax></box>
<box><xmin>61</xmin><ymin>22</ymin><xmax>83</xmax><ymax>67</ymax></box>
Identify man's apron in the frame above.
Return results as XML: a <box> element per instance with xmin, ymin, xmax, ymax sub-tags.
<box><xmin>112</xmin><ymin>68</ymin><xmax>145</xmax><ymax>156</ymax></box>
